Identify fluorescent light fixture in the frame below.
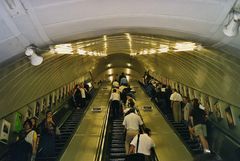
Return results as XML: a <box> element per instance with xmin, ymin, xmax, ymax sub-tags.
<box><xmin>174</xmin><ymin>42</ymin><xmax>197</xmax><ymax>52</ymax></box>
<box><xmin>103</xmin><ymin>35</ymin><xmax>107</xmax><ymax>41</ymax></box>
<box><xmin>78</xmin><ymin>49</ymin><xmax>86</xmax><ymax>55</ymax></box>
<box><xmin>55</xmin><ymin>44</ymin><xmax>73</xmax><ymax>54</ymax></box>
<box><xmin>107</xmin><ymin>64</ymin><xmax>112</xmax><ymax>67</ymax></box>
<box><xmin>108</xmin><ymin>68</ymin><xmax>113</xmax><ymax>75</ymax></box>
<box><xmin>88</xmin><ymin>51</ymin><xmax>93</xmax><ymax>55</ymax></box>
<box><xmin>130</xmin><ymin>53</ymin><xmax>137</xmax><ymax>56</ymax></box>
<box><xmin>126</xmin><ymin>75</ymin><xmax>130</xmax><ymax>81</ymax></box>
<box><xmin>125</xmin><ymin>33</ymin><xmax>132</xmax><ymax>41</ymax></box>
<box><xmin>223</xmin><ymin>11</ymin><xmax>240</xmax><ymax>37</ymax></box>
<box><xmin>104</xmin><ymin>42</ymin><xmax>107</xmax><ymax>49</ymax></box>
<box><xmin>143</xmin><ymin>49</ymin><xmax>148</xmax><ymax>55</ymax></box>
<box><xmin>126</xmin><ymin>68</ymin><xmax>131</xmax><ymax>74</ymax></box>
<box><xmin>109</xmin><ymin>76</ymin><xmax>113</xmax><ymax>82</ymax></box>
<box><xmin>126</xmin><ymin>63</ymin><xmax>131</xmax><ymax>67</ymax></box>
<box><xmin>149</xmin><ymin>48</ymin><xmax>156</xmax><ymax>54</ymax></box>
<box><xmin>158</xmin><ymin>45</ymin><xmax>169</xmax><ymax>53</ymax></box>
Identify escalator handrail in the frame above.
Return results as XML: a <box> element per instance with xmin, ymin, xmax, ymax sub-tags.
<box><xmin>138</xmin><ymin>81</ymin><xmax>197</xmax><ymax>156</ymax></box>
<box><xmin>208</xmin><ymin>118</ymin><xmax>240</xmax><ymax>146</ymax></box>
<box><xmin>94</xmin><ymin>88</ymin><xmax>111</xmax><ymax>161</ymax></box>
<box><xmin>135</xmin><ymin>108</ymin><xmax>159</xmax><ymax>161</ymax></box>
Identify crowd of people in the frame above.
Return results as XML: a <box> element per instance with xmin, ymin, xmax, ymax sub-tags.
<box><xmin>10</xmin><ymin>111</ymin><xmax>57</xmax><ymax>161</ymax></box>
<box><xmin>142</xmin><ymin>71</ymin><xmax>211</xmax><ymax>154</ymax></box>
<box><xmin>72</xmin><ymin>83</ymin><xmax>90</xmax><ymax>110</ymax></box>
<box><xmin>109</xmin><ymin>72</ymin><xmax>155</xmax><ymax>161</ymax></box>
<box><xmin>9</xmin><ymin>82</ymin><xmax>91</xmax><ymax>161</ymax></box>
<box><xmin>8</xmin><ymin>71</ymin><xmax>221</xmax><ymax>161</ymax></box>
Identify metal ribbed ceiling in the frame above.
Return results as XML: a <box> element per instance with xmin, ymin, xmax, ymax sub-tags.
<box><xmin>1</xmin><ymin>0</ymin><xmax>240</xmax><ymax>118</ymax></box>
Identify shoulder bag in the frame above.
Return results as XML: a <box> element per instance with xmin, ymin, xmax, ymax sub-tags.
<box><xmin>125</xmin><ymin>134</ymin><xmax>145</xmax><ymax>161</ymax></box>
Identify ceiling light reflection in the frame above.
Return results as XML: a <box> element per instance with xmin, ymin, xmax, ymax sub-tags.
<box><xmin>159</xmin><ymin>45</ymin><xmax>169</xmax><ymax>53</ymax></box>
<box><xmin>174</xmin><ymin>42</ymin><xmax>197</xmax><ymax>52</ymax></box>
<box><xmin>55</xmin><ymin>44</ymin><xmax>73</xmax><ymax>54</ymax></box>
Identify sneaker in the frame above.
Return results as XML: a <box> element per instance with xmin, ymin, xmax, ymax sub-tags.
<box><xmin>204</xmin><ymin>149</ymin><xmax>211</xmax><ymax>153</ymax></box>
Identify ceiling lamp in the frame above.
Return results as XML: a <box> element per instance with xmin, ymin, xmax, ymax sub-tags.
<box><xmin>78</xmin><ymin>49</ymin><xmax>87</xmax><ymax>55</ymax></box>
<box><xmin>158</xmin><ymin>45</ymin><xmax>169</xmax><ymax>53</ymax></box>
<box><xmin>126</xmin><ymin>63</ymin><xmax>132</xmax><ymax>67</ymax></box>
<box><xmin>25</xmin><ymin>46</ymin><xmax>43</xmax><ymax>66</ymax></box>
<box><xmin>174</xmin><ymin>42</ymin><xmax>197</xmax><ymax>52</ymax></box>
<box><xmin>54</xmin><ymin>44</ymin><xmax>73</xmax><ymax>54</ymax></box>
<box><xmin>223</xmin><ymin>11</ymin><xmax>240</xmax><ymax>37</ymax></box>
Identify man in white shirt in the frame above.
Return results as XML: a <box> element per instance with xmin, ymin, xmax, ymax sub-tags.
<box><xmin>79</xmin><ymin>83</ymin><xmax>87</xmax><ymax>108</ymax></box>
<box><xmin>170</xmin><ymin>89</ymin><xmax>183</xmax><ymax>122</ymax></box>
<box><xmin>123</xmin><ymin>109</ymin><xmax>143</xmax><ymax>153</ymax></box>
<box><xmin>109</xmin><ymin>89</ymin><xmax>121</xmax><ymax>118</ymax></box>
<box><xmin>129</xmin><ymin>128</ymin><xmax>155</xmax><ymax>161</ymax></box>
<box><xmin>112</xmin><ymin>79</ymin><xmax>119</xmax><ymax>88</ymax></box>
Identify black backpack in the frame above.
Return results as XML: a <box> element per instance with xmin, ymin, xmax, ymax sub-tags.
<box><xmin>9</xmin><ymin>131</ymin><xmax>32</xmax><ymax>161</ymax></box>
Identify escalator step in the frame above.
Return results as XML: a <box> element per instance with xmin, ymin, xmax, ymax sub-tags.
<box><xmin>111</xmin><ymin>144</ymin><xmax>125</xmax><ymax>148</ymax></box>
<box><xmin>112</xmin><ymin>129</ymin><xmax>124</xmax><ymax>132</ymax></box>
<box><xmin>110</xmin><ymin>148</ymin><xmax>125</xmax><ymax>152</ymax></box>
<box><xmin>110</xmin><ymin>152</ymin><xmax>126</xmax><ymax>157</ymax></box>
<box><xmin>172</xmin><ymin>122</ymin><xmax>185</xmax><ymax>125</ymax></box>
<box><xmin>109</xmin><ymin>158</ymin><xmax>125</xmax><ymax>161</ymax></box>
<box><xmin>189</xmin><ymin>143</ymin><xmax>201</xmax><ymax>149</ymax></box>
<box><xmin>112</xmin><ymin>136</ymin><xmax>124</xmax><ymax>140</ymax></box>
<box><xmin>112</xmin><ymin>125</ymin><xmax>124</xmax><ymax>128</ymax></box>
<box><xmin>186</xmin><ymin>139</ymin><xmax>199</xmax><ymax>144</ymax></box>
<box><xmin>112</xmin><ymin>139</ymin><xmax>124</xmax><ymax>143</ymax></box>
<box><xmin>113</xmin><ymin>120</ymin><xmax>123</xmax><ymax>123</ymax></box>
<box><xmin>60</xmin><ymin>130</ymin><xmax>73</xmax><ymax>132</ymax></box>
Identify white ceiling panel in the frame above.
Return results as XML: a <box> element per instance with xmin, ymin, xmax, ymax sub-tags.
<box><xmin>0</xmin><ymin>19</ymin><xmax>13</xmax><ymax>40</ymax></box>
<box><xmin>34</xmin><ymin>0</ymin><xmax>232</xmax><ymax>25</ymax></box>
<box><xmin>0</xmin><ymin>0</ymin><xmax>239</xmax><ymax>64</ymax></box>
<box><xmin>44</xmin><ymin>16</ymin><xmax>216</xmax><ymax>41</ymax></box>
<box><xmin>0</xmin><ymin>37</ymin><xmax>24</xmax><ymax>62</ymax></box>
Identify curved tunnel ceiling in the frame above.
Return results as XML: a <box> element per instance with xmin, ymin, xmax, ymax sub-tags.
<box><xmin>1</xmin><ymin>0</ymin><xmax>240</xmax><ymax>118</ymax></box>
<box><xmin>0</xmin><ymin>0</ymin><xmax>240</xmax><ymax>63</ymax></box>
<box><xmin>1</xmin><ymin>32</ymin><xmax>240</xmax><ymax>119</ymax></box>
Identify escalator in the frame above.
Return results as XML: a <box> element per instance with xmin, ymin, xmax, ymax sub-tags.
<box><xmin>171</xmin><ymin>122</ymin><xmax>202</xmax><ymax>154</ymax></box>
<box><xmin>37</xmin><ymin>92</ymin><xmax>96</xmax><ymax>161</ymax></box>
<box><xmin>109</xmin><ymin>118</ymin><xmax>125</xmax><ymax>161</ymax></box>
<box><xmin>139</xmin><ymin>82</ymin><xmax>203</xmax><ymax>155</ymax></box>
<box><xmin>36</xmin><ymin>109</ymin><xmax>86</xmax><ymax>161</ymax></box>
<box><xmin>55</xmin><ymin>109</ymin><xmax>84</xmax><ymax>158</ymax></box>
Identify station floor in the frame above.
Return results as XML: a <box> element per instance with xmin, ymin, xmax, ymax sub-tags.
<box><xmin>60</xmin><ymin>81</ymin><xmax>193</xmax><ymax>161</ymax></box>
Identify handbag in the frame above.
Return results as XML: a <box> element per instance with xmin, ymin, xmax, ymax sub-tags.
<box><xmin>125</xmin><ymin>134</ymin><xmax>145</xmax><ymax>161</ymax></box>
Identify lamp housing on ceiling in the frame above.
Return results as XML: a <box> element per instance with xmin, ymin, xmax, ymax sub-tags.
<box><xmin>29</xmin><ymin>52</ymin><xmax>43</xmax><ymax>66</ymax></box>
<box><xmin>25</xmin><ymin>45</ymin><xmax>43</xmax><ymax>66</ymax></box>
<box><xmin>223</xmin><ymin>11</ymin><xmax>240</xmax><ymax>37</ymax></box>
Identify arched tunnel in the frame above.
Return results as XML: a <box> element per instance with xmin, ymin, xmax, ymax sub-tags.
<box><xmin>0</xmin><ymin>1</ymin><xmax>240</xmax><ymax>161</ymax></box>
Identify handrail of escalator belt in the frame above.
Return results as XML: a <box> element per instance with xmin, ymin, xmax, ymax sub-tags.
<box><xmin>136</xmin><ymin>104</ymin><xmax>159</xmax><ymax>161</ymax></box>
<box><xmin>94</xmin><ymin>88</ymin><xmax>111</xmax><ymax>161</ymax></box>
<box><xmin>139</xmin><ymin>80</ymin><xmax>240</xmax><ymax>150</ymax></box>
